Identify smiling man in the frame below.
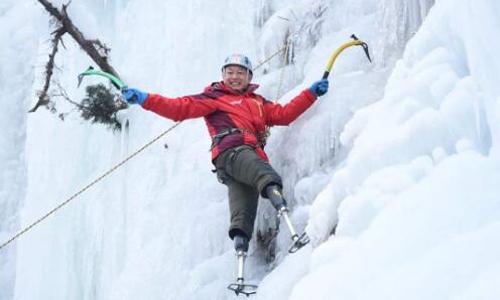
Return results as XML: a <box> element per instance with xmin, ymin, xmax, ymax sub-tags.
<box><xmin>223</xmin><ymin>56</ymin><xmax>252</xmax><ymax>91</ymax></box>
<box><xmin>122</xmin><ymin>54</ymin><xmax>328</xmax><ymax>292</ymax></box>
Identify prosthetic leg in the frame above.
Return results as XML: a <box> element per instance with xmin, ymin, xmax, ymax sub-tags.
<box><xmin>266</xmin><ymin>185</ymin><xmax>310</xmax><ymax>253</ymax></box>
<box><xmin>227</xmin><ymin>235</ymin><xmax>258</xmax><ymax>296</ymax></box>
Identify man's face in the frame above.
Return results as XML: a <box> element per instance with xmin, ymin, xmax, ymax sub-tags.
<box><xmin>222</xmin><ymin>65</ymin><xmax>252</xmax><ymax>92</ymax></box>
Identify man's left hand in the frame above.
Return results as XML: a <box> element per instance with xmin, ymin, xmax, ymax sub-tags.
<box><xmin>309</xmin><ymin>79</ymin><xmax>329</xmax><ymax>97</ymax></box>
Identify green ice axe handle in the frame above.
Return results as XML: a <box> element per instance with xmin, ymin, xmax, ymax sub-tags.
<box><xmin>77</xmin><ymin>67</ymin><xmax>127</xmax><ymax>90</ymax></box>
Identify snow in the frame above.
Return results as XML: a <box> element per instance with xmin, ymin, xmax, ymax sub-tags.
<box><xmin>1</xmin><ymin>0</ymin><xmax>500</xmax><ymax>299</ymax></box>
<box><xmin>270</xmin><ymin>0</ymin><xmax>500</xmax><ymax>299</ymax></box>
<box><xmin>290</xmin><ymin>152</ymin><xmax>500</xmax><ymax>300</ymax></box>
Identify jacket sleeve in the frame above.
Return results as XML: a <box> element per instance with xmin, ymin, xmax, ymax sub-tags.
<box><xmin>264</xmin><ymin>89</ymin><xmax>317</xmax><ymax>126</ymax></box>
<box><xmin>141</xmin><ymin>93</ymin><xmax>218</xmax><ymax>121</ymax></box>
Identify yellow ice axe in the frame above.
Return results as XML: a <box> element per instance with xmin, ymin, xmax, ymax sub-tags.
<box><xmin>322</xmin><ymin>34</ymin><xmax>371</xmax><ymax>79</ymax></box>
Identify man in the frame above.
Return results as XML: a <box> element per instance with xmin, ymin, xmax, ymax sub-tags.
<box><xmin>122</xmin><ymin>54</ymin><xmax>328</xmax><ymax>257</ymax></box>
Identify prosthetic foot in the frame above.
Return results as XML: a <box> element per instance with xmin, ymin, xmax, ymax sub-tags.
<box><xmin>266</xmin><ymin>185</ymin><xmax>310</xmax><ymax>253</ymax></box>
<box><xmin>227</xmin><ymin>235</ymin><xmax>258</xmax><ymax>296</ymax></box>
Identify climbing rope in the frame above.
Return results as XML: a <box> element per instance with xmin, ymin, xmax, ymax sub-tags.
<box><xmin>276</xmin><ymin>37</ymin><xmax>292</xmax><ymax>100</ymax></box>
<box><xmin>261</xmin><ymin>37</ymin><xmax>293</xmax><ymax>144</ymax></box>
<box><xmin>253</xmin><ymin>44</ymin><xmax>289</xmax><ymax>71</ymax></box>
<box><xmin>0</xmin><ymin>123</ymin><xmax>181</xmax><ymax>251</ymax></box>
<box><xmin>0</xmin><ymin>46</ymin><xmax>291</xmax><ymax>251</ymax></box>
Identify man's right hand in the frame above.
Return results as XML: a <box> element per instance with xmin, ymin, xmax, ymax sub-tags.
<box><xmin>122</xmin><ymin>88</ymin><xmax>148</xmax><ymax>105</ymax></box>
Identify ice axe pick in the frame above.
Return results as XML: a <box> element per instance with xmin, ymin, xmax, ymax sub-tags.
<box><xmin>322</xmin><ymin>34</ymin><xmax>372</xmax><ymax>79</ymax></box>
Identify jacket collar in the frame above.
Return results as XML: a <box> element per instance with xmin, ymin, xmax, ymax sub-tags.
<box><xmin>205</xmin><ymin>81</ymin><xmax>259</xmax><ymax>96</ymax></box>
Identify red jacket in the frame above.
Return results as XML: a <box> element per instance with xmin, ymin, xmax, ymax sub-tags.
<box><xmin>142</xmin><ymin>81</ymin><xmax>317</xmax><ymax>161</ymax></box>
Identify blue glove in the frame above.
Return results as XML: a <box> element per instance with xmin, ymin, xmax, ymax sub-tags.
<box><xmin>309</xmin><ymin>79</ymin><xmax>329</xmax><ymax>97</ymax></box>
<box><xmin>122</xmin><ymin>87</ymin><xmax>148</xmax><ymax>105</ymax></box>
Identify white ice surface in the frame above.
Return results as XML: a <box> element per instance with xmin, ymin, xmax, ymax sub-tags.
<box><xmin>2</xmin><ymin>0</ymin><xmax>500</xmax><ymax>299</ymax></box>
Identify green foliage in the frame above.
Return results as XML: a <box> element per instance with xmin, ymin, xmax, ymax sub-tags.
<box><xmin>80</xmin><ymin>83</ymin><xmax>124</xmax><ymax>131</ymax></box>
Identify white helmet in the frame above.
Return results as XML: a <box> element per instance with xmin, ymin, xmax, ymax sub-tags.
<box><xmin>222</xmin><ymin>54</ymin><xmax>253</xmax><ymax>74</ymax></box>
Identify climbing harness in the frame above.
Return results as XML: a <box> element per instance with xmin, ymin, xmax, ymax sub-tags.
<box><xmin>210</xmin><ymin>127</ymin><xmax>267</xmax><ymax>151</ymax></box>
<box><xmin>210</xmin><ymin>128</ymin><xmax>244</xmax><ymax>150</ymax></box>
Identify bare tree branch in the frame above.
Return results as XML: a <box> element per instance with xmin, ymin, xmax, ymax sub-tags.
<box><xmin>29</xmin><ymin>27</ymin><xmax>65</xmax><ymax>112</ymax></box>
<box><xmin>32</xmin><ymin>0</ymin><xmax>125</xmax><ymax>120</ymax></box>
<box><xmin>37</xmin><ymin>0</ymin><xmax>120</xmax><ymax>77</ymax></box>
<box><xmin>52</xmin><ymin>81</ymin><xmax>83</xmax><ymax>108</ymax></box>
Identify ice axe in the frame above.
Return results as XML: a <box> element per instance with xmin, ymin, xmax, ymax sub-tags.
<box><xmin>77</xmin><ymin>66</ymin><xmax>127</xmax><ymax>90</ymax></box>
<box><xmin>76</xmin><ymin>66</ymin><xmax>141</xmax><ymax>104</ymax></box>
<box><xmin>322</xmin><ymin>34</ymin><xmax>372</xmax><ymax>79</ymax></box>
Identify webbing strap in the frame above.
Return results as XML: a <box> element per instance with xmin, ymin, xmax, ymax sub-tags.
<box><xmin>210</xmin><ymin>127</ymin><xmax>267</xmax><ymax>150</ymax></box>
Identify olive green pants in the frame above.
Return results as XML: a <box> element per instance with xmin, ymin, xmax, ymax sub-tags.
<box><xmin>214</xmin><ymin>145</ymin><xmax>282</xmax><ymax>240</ymax></box>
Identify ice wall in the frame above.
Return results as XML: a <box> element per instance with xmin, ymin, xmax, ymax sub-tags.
<box><xmin>9</xmin><ymin>1</ymin><xmax>258</xmax><ymax>299</ymax></box>
<box><xmin>6</xmin><ymin>0</ymin><xmax>498</xmax><ymax>299</ymax></box>
<box><xmin>258</xmin><ymin>0</ymin><xmax>435</xmax><ymax>249</ymax></box>
<box><xmin>257</xmin><ymin>0</ymin><xmax>500</xmax><ymax>299</ymax></box>
<box><xmin>0</xmin><ymin>2</ymin><xmax>46</xmax><ymax>298</ymax></box>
